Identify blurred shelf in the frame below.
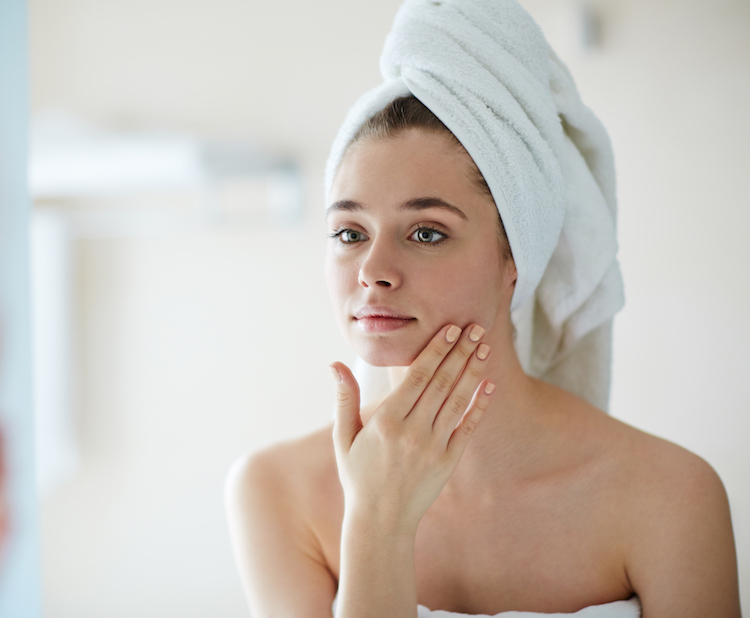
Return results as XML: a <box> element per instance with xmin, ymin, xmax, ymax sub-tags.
<box><xmin>29</xmin><ymin>111</ymin><xmax>304</xmax><ymax>236</ymax></box>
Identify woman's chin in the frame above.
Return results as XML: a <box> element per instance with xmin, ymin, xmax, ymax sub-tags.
<box><xmin>353</xmin><ymin>341</ymin><xmax>421</xmax><ymax>368</ymax></box>
<box><xmin>345</xmin><ymin>320</ymin><xmax>447</xmax><ymax>367</ymax></box>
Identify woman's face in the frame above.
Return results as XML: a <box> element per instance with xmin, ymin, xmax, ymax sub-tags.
<box><xmin>325</xmin><ymin>128</ymin><xmax>516</xmax><ymax>367</ymax></box>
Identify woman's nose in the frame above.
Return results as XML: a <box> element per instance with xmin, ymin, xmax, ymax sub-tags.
<box><xmin>358</xmin><ymin>239</ymin><xmax>402</xmax><ymax>290</ymax></box>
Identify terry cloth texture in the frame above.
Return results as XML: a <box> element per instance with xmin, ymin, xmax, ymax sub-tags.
<box><xmin>325</xmin><ymin>0</ymin><xmax>625</xmax><ymax>411</ymax></box>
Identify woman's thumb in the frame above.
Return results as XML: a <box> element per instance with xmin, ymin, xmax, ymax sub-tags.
<box><xmin>330</xmin><ymin>361</ymin><xmax>362</xmax><ymax>451</ymax></box>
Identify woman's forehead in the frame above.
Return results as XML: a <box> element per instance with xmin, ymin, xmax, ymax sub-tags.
<box><xmin>330</xmin><ymin>130</ymin><xmax>488</xmax><ymax>209</ymax></box>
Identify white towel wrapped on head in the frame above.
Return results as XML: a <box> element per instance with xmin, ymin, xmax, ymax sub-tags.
<box><xmin>325</xmin><ymin>0</ymin><xmax>625</xmax><ymax>411</ymax></box>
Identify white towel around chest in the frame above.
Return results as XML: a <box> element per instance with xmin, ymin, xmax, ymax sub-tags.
<box><xmin>331</xmin><ymin>596</ymin><xmax>641</xmax><ymax>618</ymax></box>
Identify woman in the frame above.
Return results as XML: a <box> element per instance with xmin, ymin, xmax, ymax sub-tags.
<box><xmin>225</xmin><ymin>1</ymin><xmax>741</xmax><ymax>616</ymax></box>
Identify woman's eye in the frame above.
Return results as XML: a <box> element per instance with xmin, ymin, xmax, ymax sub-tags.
<box><xmin>342</xmin><ymin>230</ymin><xmax>363</xmax><ymax>243</ymax></box>
<box><xmin>330</xmin><ymin>228</ymin><xmax>367</xmax><ymax>243</ymax></box>
<box><xmin>411</xmin><ymin>227</ymin><xmax>446</xmax><ymax>244</ymax></box>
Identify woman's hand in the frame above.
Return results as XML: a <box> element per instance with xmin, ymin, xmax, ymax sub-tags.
<box><xmin>330</xmin><ymin>323</ymin><xmax>495</xmax><ymax>539</ymax></box>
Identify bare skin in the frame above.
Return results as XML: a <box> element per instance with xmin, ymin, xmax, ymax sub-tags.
<box><xmin>225</xmin><ymin>130</ymin><xmax>741</xmax><ymax>618</ymax></box>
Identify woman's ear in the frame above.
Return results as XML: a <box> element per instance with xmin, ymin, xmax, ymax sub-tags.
<box><xmin>505</xmin><ymin>259</ymin><xmax>518</xmax><ymax>288</ymax></box>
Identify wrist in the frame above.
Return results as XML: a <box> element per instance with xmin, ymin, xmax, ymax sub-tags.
<box><xmin>342</xmin><ymin>506</ymin><xmax>418</xmax><ymax>546</ymax></box>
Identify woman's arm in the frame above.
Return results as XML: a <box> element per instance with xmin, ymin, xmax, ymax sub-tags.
<box><xmin>225</xmin><ymin>324</ymin><xmax>492</xmax><ymax>617</ymax></box>
<box><xmin>627</xmin><ymin>450</ymin><xmax>741</xmax><ymax>617</ymax></box>
<box><xmin>331</xmin><ymin>324</ymin><xmax>494</xmax><ymax>618</ymax></box>
<box><xmin>225</xmin><ymin>448</ymin><xmax>338</xmax><ymax>618</ymax></box>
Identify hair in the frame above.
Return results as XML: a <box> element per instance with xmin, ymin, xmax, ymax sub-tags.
<box><xmin>346</xmin><ymin>95</ymin><xmax>513</xmax><ymax>262</ymax></box>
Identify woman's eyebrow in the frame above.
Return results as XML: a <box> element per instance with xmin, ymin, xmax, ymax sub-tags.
<box><xmin>326</xmin><ymin>197</ymin><xmax>467</xmax><ymax>220</ymax></box>
<box><xmin>326</xmin><ymin>199</ymin><xmax>364</xmax><ymax>217</ymax></box>
<box><xmin>401</xmin><ymin>197</ymin><xmax>467</xmax><ymax>220</ymax></box>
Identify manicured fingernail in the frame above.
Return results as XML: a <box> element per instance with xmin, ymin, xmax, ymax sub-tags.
<box><xmin>329</xmin><ymin>364</ymin><xmax>342</xmax><ymax>383</ymax></box>
<box><xmin>477</xmin><ymin>343</ymin><xmax>490</xmax><ymax>360</ymax></box>
<box><xmin>469</xmin><ymin>325</ymin><xmax>485</xmax><ymax>342</ymax></box>
<box><xmin>484</xmin><ymin>382</ymin><xmax>496</xmax><ymax>395</ymax></box>
<box><xmin>446</xmin><ymin>325</ymin><xmax>461</xmax><ymax>343</ymax></box>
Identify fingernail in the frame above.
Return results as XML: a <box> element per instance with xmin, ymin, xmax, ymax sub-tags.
<box><xmin>330</xmin><ymin>364</ymin><xmax>342</xmax><ymax>383</ymax></box>
<box><xmin>446</xmin><ymin>325</ymin><xmax>461</xmax><ymax>343</ymax></box>
<box><xmin>477</xmin><ymin>343</ymin><xmax>490</xmax><ymax>360</ymax></box>
<box><xmin>484</xmin><ymin>382</ymin><xmax>496</xmax><ymax>395</ymax></box>
<box><xmin>469</xmin><ymin>325</ymin><xmax>485</xmax><ymax>342</ymax></box>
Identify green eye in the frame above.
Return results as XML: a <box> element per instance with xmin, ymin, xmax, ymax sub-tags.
<box><xmin>341</xmin><ymin>230</ymin><xmax>362</xmax><ymax>243</ymax></box>
<box><xmin>411</xmin><ymin>227</ymin><xmax>447</xmax><ymax>244</ymax></box>
<box><xmin>329</xmin><ymin>228</ymin><xmax>368</xmax><ymax>243</ymax></box>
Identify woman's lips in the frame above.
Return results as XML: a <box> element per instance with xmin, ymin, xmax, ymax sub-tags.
<box><xmin>355</xmin><ymin>316</ymin><xmax>417</xmax><ymax>333</ymax></box>
<box><xmin>353</xmin><ymin>306</ymin><xmax>416</xmax><ymax>332</ymax></box>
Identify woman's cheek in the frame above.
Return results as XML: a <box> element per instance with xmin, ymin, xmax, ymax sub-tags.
<box><xmin>441</xmin><ymin>267</ymin><xmax>503</xmax><ymax>326</ymax></box>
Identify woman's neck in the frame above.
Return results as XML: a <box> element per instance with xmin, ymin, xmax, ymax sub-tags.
<box><xmin>385</xmin><ymin>330</ymin><xmax>552</xmax><ymax>499</ymax></box>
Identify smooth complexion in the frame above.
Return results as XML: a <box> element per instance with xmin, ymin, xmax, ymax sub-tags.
<box><xmin>326</xmin><ymin>129</ymin><xmax>514</xmax><ymax>617</ymax></box>
<box><xmin>325</xmin><ymin>129</ymin><xmax>517</xmax><ymax>371</ymax></box>
<box><xmin>225</xmin><ymin>129</ymin><xmax>741</xmax><ymax>618</ymax></box>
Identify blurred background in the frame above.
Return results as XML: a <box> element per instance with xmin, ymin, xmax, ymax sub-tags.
<box><xmin>18</xmin><ymin>0</ymin><xmax>750</xmax><ymax>615</ymax></box>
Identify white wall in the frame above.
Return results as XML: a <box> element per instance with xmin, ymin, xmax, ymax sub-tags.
<box><xmin>30</xmin><ymin>0</ymin><xmax>749</xmax><ymax>615</ymax></box>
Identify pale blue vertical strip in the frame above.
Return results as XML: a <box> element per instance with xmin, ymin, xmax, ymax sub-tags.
<box><xmin>0</xmin><ymin>0</ymin><xmax>43</xmax><ymax>616</ymax></box>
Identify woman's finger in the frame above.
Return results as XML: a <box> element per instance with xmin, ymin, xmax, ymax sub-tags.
<box><xmin>445</xmin><ymin>380</ymin><xmax>495</xmax><ymax>462</ymax></box>
<box><xmin>408</xmin><ymin>324</ymin><xmax>485</xmax><ymax>425</ymax></box>
<box><xmin>386</xmin><ymin>324</ymin><xmax>463</xmax><ymax>419</ymax></box>
<box><xmin>432</xmin><ymin>341</ymin><xmax>491</xmax><ymax>441</ymax></box>
<box><xmin>330</xmin><ymin>361</ymin><xmax>362</xmax><ymax>453</ymax></box>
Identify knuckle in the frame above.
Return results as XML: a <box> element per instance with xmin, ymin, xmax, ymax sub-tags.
<box><xmin>375</xmin><ymin>413</ymin><xmax>397</xmax><ymax>432</ymax></box>
<box><xmin>429</xmin><ymin>343</ymin><xmax>449</xmax><ymax>361</ymax></box>
<box><xmin>370</xmin><ymin>416</ymin><xmax>395</xmax><ymax>442</ymax></box>
<box><xmin>454</xmin><ymin>340</ymin><xmax>474</xmax><ymax>359</ymax></box>
<box><xmin>335</xmin><ymin>389</ymin><xmax>352</xmax><ymax>405</ymax></box>
<box><xmin>449</xmin><ymin>394</ymin><xmax>470</xmax><ymax>416</ymax></box>
<box><xmin>407</xmin><ymin>368</ymin><xmax>431</xmax><ymax>389</ymax></box>
<box><xmin>432</xmin><ymin>371</ymin><xmax>454</xmax><ymax>394</ymax></box>
<box><xmin>461</xmin><ymin>417</ymin><xmax>478</xmax><ymax>435</ymax></box>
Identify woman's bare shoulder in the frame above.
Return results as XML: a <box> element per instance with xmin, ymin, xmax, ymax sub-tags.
<box><xmin>584</xmin><ymin>400</ymin><xmax>724</xmax><ymax>499</ymax></box>
<box><xmin>556</xmin><ymin>391</ymin><xmax>740</xmax><ymax>614</ymax></box>
<box><xmin>609</xmin><ymin>425</ymin><xmax>738</xmax><ymax>614</ymax></box>
<box><xmin>541</xmin><ymin>381</ymin><xmax>730</xmax><ymax>537</ymax></box>
<box><xmin>226</xmin><ymin>422</ymin><xmax>338</xmax><ymax>504</ymax></box>
<box><xmin>542</xmin><ymin>380</ymin><xmax>721</xmax><ymax>489</ymax></box>
<box><xmin>224</xmin><ymin>424</ymin><xmax>342</xmax><ymax>617</ymax></box>
<box><xmin>591</xmin><ymin>406</ymin><xmax>732</xmax><ymax>537</ymax></box>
